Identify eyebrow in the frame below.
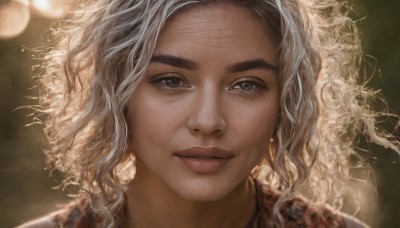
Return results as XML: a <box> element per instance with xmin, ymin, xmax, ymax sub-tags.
<box><xmin>150</xmin><ymin>54</ymin><xmax>277</xmax><ymax>72</ymax></box>
<box><xmin>227</xmin><ymin>59</ymin><xmax>277</xmax><ymax>73</ymax></box>
<box><xmin>150</xmin><ymin>55</ymin><xmax>199</xmax><ymax>70</ymax></box>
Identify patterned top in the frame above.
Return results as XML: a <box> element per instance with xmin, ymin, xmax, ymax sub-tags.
<box><xmin>50</xmin><ymin>181</ymin><xmax>366</xmax><ymax>228</ymax></box>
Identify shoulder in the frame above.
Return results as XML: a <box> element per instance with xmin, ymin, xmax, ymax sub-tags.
<box><xmin>255</xmin><ymin>182</ymin><xmax>370</xmax><ymax>228</ymax></box>
<box><xmin>16</xmin><ymin>210</ymin><xmax>61</xmax><ymax>228</ymax></box>
<box><xmin>17</xmin><ymin>197</ymin><xmax>96</xmax><ymax>228</ymax></box>
<box><xmin>341</xmin><ymin>213</ymin><xmax>370</xmax><ymax>228</ymax></box>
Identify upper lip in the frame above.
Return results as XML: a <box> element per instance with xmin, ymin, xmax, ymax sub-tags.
<box><xmin>175</xmin><ymin>146</ymin><xmax>234</xmax><ymax>159</ymax></box>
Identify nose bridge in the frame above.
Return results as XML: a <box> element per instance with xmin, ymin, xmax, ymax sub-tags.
<box><xmin>188</xmin><ymin>85</ymin><xmax>226</xmax><ymax>135</ymax></box>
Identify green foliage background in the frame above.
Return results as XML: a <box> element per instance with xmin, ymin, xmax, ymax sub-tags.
<box><xmin>0</xmin><ymin>1</ymin><xmax>399</xmax><ymax>227</ymax></box>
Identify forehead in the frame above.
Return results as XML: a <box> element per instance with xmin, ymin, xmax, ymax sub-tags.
<box><xmin>163</xmin><ymin>3</ymin><xmax>269</xmax><ymax>37</ymax></box>
<box><xmin>165</xmin><ymin>2</ymin><xmax>280</xmax><ymax>45</ymax></box>
<box><xmin>153</xmin><ymin>3</ymin><xmax>278</xmax><ymax>66</ymax></box>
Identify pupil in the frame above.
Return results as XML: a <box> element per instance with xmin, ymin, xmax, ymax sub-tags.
<box><xmin>240</xmin><ymin>82</ymin><xmax>253</xmax><ymax>91</ymax></box>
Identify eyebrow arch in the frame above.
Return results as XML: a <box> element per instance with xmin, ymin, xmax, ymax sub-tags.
<box><xmin>150</xmin><ymin>55</ymin><xmax>199</xmax><ymax>70</ymax></box>
<box><xmin>227</xmin><ymin>59</ymin><xmax>277</xmax><ymax>73</ymax></box>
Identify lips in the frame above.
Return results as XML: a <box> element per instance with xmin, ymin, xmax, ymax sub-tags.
<box><xmin>175</xmin><ymin>147</ymin><xmax>234</xmax><ymax>173</ymax></box>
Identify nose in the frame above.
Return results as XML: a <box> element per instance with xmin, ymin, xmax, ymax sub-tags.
<box><xmin>187</xmin><ymin>89</ymin><xmax>227</xmax><ymax>136</ymax></box>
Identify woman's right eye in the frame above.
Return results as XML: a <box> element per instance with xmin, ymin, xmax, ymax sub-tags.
<box><xmin>149</xmin><ymin>75</ymin><xmax>190</xmax><ymax>89</ymax></box>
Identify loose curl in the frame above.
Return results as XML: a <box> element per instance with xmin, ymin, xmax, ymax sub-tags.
<box><xmin>32</xmin><ymin>0</ymin><xmax>400</xmax><ymax>226</ymax></box>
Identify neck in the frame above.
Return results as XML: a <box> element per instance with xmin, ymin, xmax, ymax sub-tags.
<box><xmin>124</xmin><ymin>171</ymin><xmax>256</xmax><ymax>228</ymax></box>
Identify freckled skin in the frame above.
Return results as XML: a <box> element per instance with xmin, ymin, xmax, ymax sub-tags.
<box><xmin>126</xmin><ymin>3</ymin><xmax>280</xmax><ymax>228</ymax></box>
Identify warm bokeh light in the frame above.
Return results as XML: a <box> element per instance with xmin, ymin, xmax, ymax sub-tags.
<box><xmin>0</xmin><ymin>0</ymin><xmax>30</xmax><ymax>39</ymax></box>
<box><xmin>31</xmin><ymin>0</ymin><xmax>72</xmax><ymax>18</ymax></box>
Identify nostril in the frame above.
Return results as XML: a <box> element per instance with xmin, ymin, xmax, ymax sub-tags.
<box><xmin>190</xmin><ymin>127</ymin><xmax>224</xmax><ymax>136</ymax></box>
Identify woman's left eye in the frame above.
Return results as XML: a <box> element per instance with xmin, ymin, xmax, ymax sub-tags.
<box><xmin>230</xmin><ymin>78</ymin><xmax>266</xmax><ymax>93</ymax></box>
<box><xmin>236</xmin><ymin>82</ymin><xmax>255</xmax><ymax>91</ymax></box>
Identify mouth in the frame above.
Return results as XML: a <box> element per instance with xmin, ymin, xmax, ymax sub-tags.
<box><xmin>176</xmin><ymin>155</ymin><xmax>230</xmax><ymax>159</ymax></box>
<box><xmin>175</xmin><ymin>147</ymin><xmax>234</xmax><ymax>159</ymax></box>
<box><xmin>174</xmin><ymin>147</ymin><xmax>234</xmax><ymax>174</ymax></box>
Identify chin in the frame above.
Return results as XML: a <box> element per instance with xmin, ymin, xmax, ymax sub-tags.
<box><xmin>170</xmin><ymin>177</ymin><xmax>242</xmax><ymax>202</ymax></box>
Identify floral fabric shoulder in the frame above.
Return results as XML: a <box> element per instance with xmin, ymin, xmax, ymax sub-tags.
<box><xmin>52</xmin><ymin>197</ymin><xmax>98</xmax><ymax>228</ymax></box>
<box><xmin>254</xmin><ymin>182</ymin><xmax>370</xmax><ymax>228</ymax></box>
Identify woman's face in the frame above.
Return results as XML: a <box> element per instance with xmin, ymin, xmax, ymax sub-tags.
<box><xmin>128</xmin><ymin>3</ymin><xmax>279</xmax><ymax>201</ymax></box>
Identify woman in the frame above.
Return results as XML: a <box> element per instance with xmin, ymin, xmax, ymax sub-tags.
<box><xmin>19</xmin><ymin>0</ymin><xmax>399</xmax><ymax>227</ymax></box>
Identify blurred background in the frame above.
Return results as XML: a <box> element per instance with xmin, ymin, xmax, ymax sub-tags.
<box><xmin>0</xmin><ymin>0</ymin><xmax>399</xmax><ymax>227</ymax></box>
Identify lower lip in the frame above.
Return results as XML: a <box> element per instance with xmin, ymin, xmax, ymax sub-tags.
<box><xmin>177</xmin><ymin>157</ymin><xmax>232</xmax><ymax>174</ymax></box>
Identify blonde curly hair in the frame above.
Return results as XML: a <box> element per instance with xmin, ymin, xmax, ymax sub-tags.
<box><xmin>32</xmin><ymin>0</ymin><xmax>400</xmax><ymax>226</ymax></box>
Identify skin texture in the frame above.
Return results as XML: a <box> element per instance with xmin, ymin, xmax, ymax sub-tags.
<box><xmin>126</xmin><ymin>3</ymin><xmax>279</xmax><ymax>228</ymax></box>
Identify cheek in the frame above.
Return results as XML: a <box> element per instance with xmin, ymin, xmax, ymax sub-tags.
<box><xmin>229</xmin><ymin>102</ymin><xmax>278</xmax><ymax>141</ymax></box>
<box><xmin>227</xmin><ymin>101</ymin><xmax>278</xmax><ymax>160</ymax></box>
<box><xmin>127</xmin><ymin>93</ymin><xmax>187</xmax><ymax>154</ymax></box>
